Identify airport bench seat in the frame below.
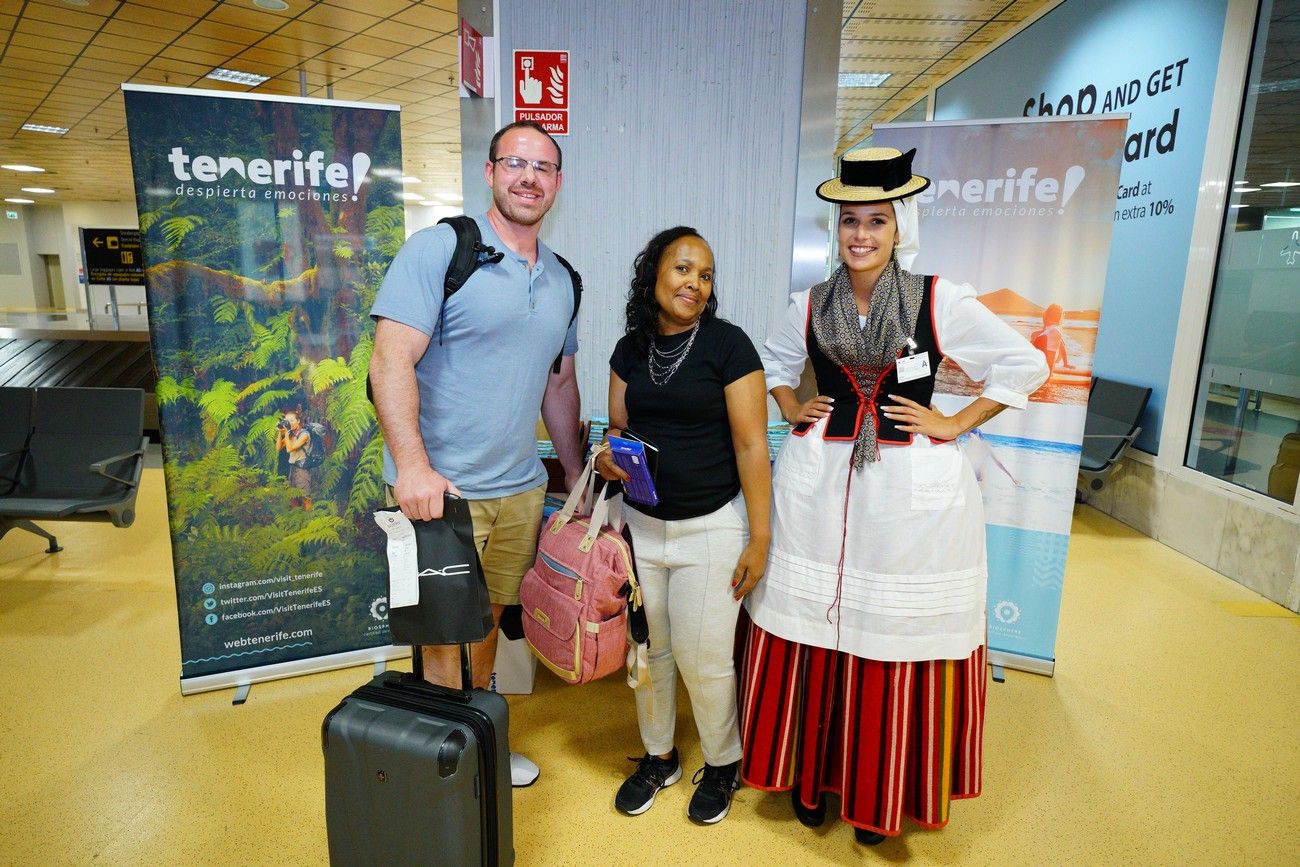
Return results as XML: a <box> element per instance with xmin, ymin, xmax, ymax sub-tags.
<box><xmin>1077</xmin><ymin>376</ymin><xmax>1152</xmax><ymax>502</ymax></box>
<box><xmin>0</xmin><ymin>386</ymin><xmax>147</xmax><ymax>553</ymax></box>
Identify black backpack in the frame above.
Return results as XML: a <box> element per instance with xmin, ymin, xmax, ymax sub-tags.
<box><xmin>435</xmin><ymin>215</ymin><xmax>582</xmax><ymax>374</ymax></box>
<box><xmin>301</xmin><ymin>420</ymin><xmax>328</xmax><ymax>469</ymax></box>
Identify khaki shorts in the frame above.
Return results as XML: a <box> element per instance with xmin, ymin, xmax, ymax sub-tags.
<box><xmin>386</xmin><ymin>483</ymin><xmax>545</xmax><ymax>606</ymax></box>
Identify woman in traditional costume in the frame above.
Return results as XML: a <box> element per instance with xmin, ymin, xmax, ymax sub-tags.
<box><xmin>740</xmin><ymin>148</ymin><xmax>1048</xmax><ymax>845</ymax></box>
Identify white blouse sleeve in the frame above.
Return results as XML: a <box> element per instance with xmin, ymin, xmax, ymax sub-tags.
<box><xmin>761</xmin><ymin>290</ymin><xmax>810</xmax><ymax>392</ymax></box>
<box><xmin>933</xmin><ymin>278</ymin><xmax>1049</xmax><ymax>409</ymax></box>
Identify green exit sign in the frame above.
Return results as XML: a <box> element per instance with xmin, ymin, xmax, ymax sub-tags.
<box><xmin>4</xmin><ymin>211</ymin><xmax>16</xmax><ymax>220</ymax></box>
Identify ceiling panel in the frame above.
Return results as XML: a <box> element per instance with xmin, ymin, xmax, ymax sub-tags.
<box><xmin>112</xmin><ymin>5</ymin><xmax>199</xmax><ymax>31</ymax></box>
<box><xmin>1</xmin><ymin>0</ymin><xmax>467</xmax><ymax>204</ymax></box>
<box><xmin>849</xmin><ymin>0</ymin><xmax>1013</xmax><ymax>16</ymax></box>
<box><xmin>841</xmin><ymin>39</ymin><xmax>955</xmax><ymax>61</ymax></box>
<box><xmin>842</xmin><ymin>17</ymin><xmax>987</xmax><ymax>42</ymax></box>
<box><xmin>835</xmin><ymin>0</ymin><xmax>1058</xmax><ymax>152</ymax></box>
<box><xmin>0</xmin><ymin>0</ymin><xmax>1077</xmax><ymax>205</ymax></box>
<box><xmin>205</xmin><ymin>4</ymin><xmax>291</xmax><ymax>32</ymax></box>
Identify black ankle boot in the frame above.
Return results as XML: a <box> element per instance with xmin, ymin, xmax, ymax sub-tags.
<box><xmin>791</xmin><ymin>789</ymin><xmax>826</xmax><ymax>827</ymax></box>
<box><xmin>854</xmin><ymin>828</ymin><xmax>886</xmax><ymax>845</ymax></box>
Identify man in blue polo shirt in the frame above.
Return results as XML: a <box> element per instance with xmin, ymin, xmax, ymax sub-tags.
<box><xmin>369</xmin><ymin>121</ymin><xmax>584</xmax><ymax>786</ymax></box>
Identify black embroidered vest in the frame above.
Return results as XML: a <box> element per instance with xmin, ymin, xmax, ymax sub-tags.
<box><xmin>794</xmin><ymin>275</ymin><xmax>941</xmax><ymax>445</ymax></box>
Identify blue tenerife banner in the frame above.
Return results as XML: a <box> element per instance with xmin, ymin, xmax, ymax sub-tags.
<box><xmin>122</xmin><ymin>85</ymin><xmax>404</xmax><ymax>692</ymax></box>
<box><xmin>930</xmin><ymin>0</ymin><xmax>1230</xmax><ymax>453</ymax></box>
<box><xmin>876</xmin><ymin>117</ymin><xmax>1126</xmax><ymax>672</ymax></box>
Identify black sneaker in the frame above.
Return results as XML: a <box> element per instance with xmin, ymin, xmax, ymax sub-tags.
<box><xmin>687</xmin><ymin>761</ymin><xmax>740</xmax><ymax>824</ymax></box>
<box><xmin>615</xmin><ymin>749</ymin><xmax>682</xmax><ymax>816</ymax></box>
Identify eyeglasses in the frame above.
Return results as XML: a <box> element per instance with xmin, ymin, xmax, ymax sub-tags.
<box><xmin>492</xmin><ymin>155</ymin><xmax>560</xmax><ymax>177</ymax></box>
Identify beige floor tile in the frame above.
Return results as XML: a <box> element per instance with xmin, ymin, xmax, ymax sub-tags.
<box><xmin>1</xmin><ymin>473</ymin><xmax>1297</xmax><ymax>865</ymax></box>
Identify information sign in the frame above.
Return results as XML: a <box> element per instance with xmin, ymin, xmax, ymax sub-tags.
<box><xmin>514</xmin><ymin>50</ymin><xmax>569</xmax><ymax>135</ymax></box>
<box><xmin>81</xmin><ymin>227</ymin><xmax>145</xmax><ymax>286</ymax></box>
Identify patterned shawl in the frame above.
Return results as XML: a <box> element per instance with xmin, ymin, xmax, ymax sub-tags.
<box><xmin>809</xmin><ymin>258</ymin><xmax>926</xmax><ymax>468</ymax></box>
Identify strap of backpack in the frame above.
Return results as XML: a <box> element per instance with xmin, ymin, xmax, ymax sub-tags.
<box><xmin>553</xmin><ymin>450</ymin><xmax>598</xmax><ymax>530</ymax></box>
<box><xmin>550</xmin><ymin>252</ymin><xmax>582</xmax><ymax>374</ymax></box>
<box><xmin>434</xmin><ymin>215</ymin><xmax>503</xmax><ymax>343</ymax></box>
<box><xmin>366</xmin><ymin>216</ymin><xmax>502</xmax><ymax>406</ymax></box>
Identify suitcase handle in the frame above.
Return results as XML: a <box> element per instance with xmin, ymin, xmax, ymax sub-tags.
<box><xmin>411</xmin><ymin>642</ymin><xmax>475</xmax><ymax>694</ymax></box>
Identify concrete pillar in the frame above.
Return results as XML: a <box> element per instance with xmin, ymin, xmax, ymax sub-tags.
<box><xmin>458</xmin><ymin>0</ymin><xmax>497</xmax><ymax>218</ymax></box>
<box><xmin>467</xmin><ymin>0</ymin><xmax>837</xmax><ymax>416</ymax></box>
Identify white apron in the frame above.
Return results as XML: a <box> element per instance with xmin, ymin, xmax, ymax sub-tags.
<box><xmin>746</xmin><ymin>424</ymin><xmax>987</xmax><ymax>662</ymax></box>
<box><xmin>747</xmin><ymin>278</ymin><xmax>1050</xmax><ymax>662</ymax></box>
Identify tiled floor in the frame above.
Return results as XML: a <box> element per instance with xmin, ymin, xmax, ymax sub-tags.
<box><xmin>1</xmin><ymin>469</ymin><xmax>1297</xmax><ymax>865</ymax></box>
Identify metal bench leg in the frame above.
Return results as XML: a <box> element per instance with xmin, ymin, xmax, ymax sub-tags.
<box><xmin>0</xmin><ymin>518</ymin><xmax>63</xmax><ymax>553</ymax></box>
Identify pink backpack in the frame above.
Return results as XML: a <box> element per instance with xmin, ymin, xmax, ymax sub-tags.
<box><xmin>521</xmin><ymin>457</ymin><xmax>645</xmax><ymax>685</ymax></box>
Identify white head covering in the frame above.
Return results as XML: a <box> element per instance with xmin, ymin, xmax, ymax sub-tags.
<box><xmin>892</xmin><ymin>197</ymin><xmax>920</xmax><ymax>271</ymax></box>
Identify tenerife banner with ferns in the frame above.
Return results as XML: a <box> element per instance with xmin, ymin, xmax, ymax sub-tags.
<box><xmin>123</xmin><ymin>85</ymin><xmax>403</xmax><ymax>693</ymax></box>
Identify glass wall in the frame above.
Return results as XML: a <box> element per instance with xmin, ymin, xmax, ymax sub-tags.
<box><xmin>892</xmin><ymin>96</ymin><xmax>929</xmax><ymax>124</ymax></box>
<box><xmin>1186</xmin><ymin>0</ymin><xmax>1299</xmax><ymax>504</ymax></box>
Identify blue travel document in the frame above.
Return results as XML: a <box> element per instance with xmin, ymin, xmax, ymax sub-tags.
<box><xmin>607</xmin><ymin>434</ymin><xmax>659</xmax><ymax>506</ymax></box>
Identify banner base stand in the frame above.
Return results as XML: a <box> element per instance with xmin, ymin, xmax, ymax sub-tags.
<box><xmin>988</xmin><ymin>649</ymin><xmax>1055</xmax><ymax>678</ymax></box>
<box><xmin>232</xmin><ymin>681</ymin><xmax>251</xmax><ymax>705</ymax></box>
<box><xmin>373</xmin><ymin>660</ymin><xmax>387</xmax><ymax>676</ymax></box>
<box><xmin>181</xmin><ymin>645</ymin><xmax>410</xmax><ymax>696</ymax></box>
<box><xmin>991</xmin><ymin>664</ymin><xmax>1006</xmax><ymax>683</ymax></box>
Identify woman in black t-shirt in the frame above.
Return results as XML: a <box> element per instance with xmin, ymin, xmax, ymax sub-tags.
<box><xmin>596</xmin><ymin>226</ymin><xmax>771</xmax><ymax>826</ymax></box>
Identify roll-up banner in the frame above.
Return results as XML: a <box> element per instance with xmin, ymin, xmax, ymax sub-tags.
<box><xmin>876</xmin><ymin>117</ymin><xmax>1126</xmax><ymax>674</ymax></box>
<box><xmin>930</xmin><ymin>0</ymin><xmax>1230</xmax><ymax>454</ymax></box>
<box><xmin>122</xmin><ymin>85</ymin><xmax>405</xmax><ymax>694</ymax></box>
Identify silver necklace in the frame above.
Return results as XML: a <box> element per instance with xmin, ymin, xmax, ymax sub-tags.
<box><xmin>647</xmin><ymin>321</ymin><xmax>700</xmax><ymax>385</ymax></box>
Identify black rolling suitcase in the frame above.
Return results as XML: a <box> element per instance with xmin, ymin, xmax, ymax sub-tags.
<box><xmin>323</xmin><ymin>645</ymin><xmax>514</xmax><ymax>866</ymax></box>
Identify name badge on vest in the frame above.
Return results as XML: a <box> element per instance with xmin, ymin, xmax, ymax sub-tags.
<box><xmin>896</xmin><ymin>352</ymin><xmax>931</xmax><ymax>383</ymax></box>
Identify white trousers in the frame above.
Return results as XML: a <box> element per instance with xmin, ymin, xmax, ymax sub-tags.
<box><xmin>623</xmin><ymin>494</ymin><xmax>747</xmax><ymax>766</ymax></box>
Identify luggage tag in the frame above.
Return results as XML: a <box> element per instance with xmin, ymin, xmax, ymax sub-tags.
<box><xmin>373</xmin><ymin>509</ymin><xmax>420</xmax><ymax>608</ymax></box>
<box><xmin>896</xmin><ymin>337</ymin><xmax>930</xmax><ymax>383</ymax></box>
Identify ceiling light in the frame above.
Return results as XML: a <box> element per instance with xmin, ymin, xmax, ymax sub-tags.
<box><xmin>1235</xmin><ymin>186</ymin><xmax>1261</xmax><ymax>193</ymax></box>
<box><xmin>398</xmin><ymin>192</ymin><xmax>423</xmax><ymax>200</ymax></box>
<box><xmin>372</xmin><ymin>167</ymin><xmax>402</xmax><ymax>178</ymax></box>
<box><xmin>838</xmin><ymin>73</ymin><xmax>891</xmax><ymax>88</ymax></box>
<box><xmin>21</xmin><ymin>187</ymin><xmax>55</xmax><ymax>194</ymax></box>
<box><xmin>1229</xmin><ymin>204</ymin><xmax>1246</xmax><ymax>209</ymax></box>
<box><xmin>205</xmin><ymin>68</ymin><xmax>271</xmax><ymax>86</ymax></box>
<box><xmin>419</xmin><ymin>200</ymin><xmax>440</xmax><ymax>206</ymax></box>
<box><xmin>401</xmin><ymin>176</ymin><xmax>422</xmax><ymax>184</ymax></box>
<box><xmin>436</xmin><ymin>192</ymin><xmax>463</xmax><ymax>202</ymax></box>
<box><xmin>21</xmin><ymin>123</ymin><xmax>69</xmax><ymax>135</ymax></box>
<box><xmin>4</xmin><ymin>198</ymin><xmax>35</xmax><ymax>204</ymax></box>
<box><xmin>1260</xmin><ymin>181</ymin><xmax>1300</xmax><ymax>188</ymax></box>
<box><xmin>254</xmin><ymin>0</ymin><xmax>289</xmax><ymax>9</ymax></box>
<box><xmin>1233</xmin><ymin>179</ymin><xmax>1249</xmax><ymax>185</ymax></box>
<box><xmin>2</xmin><ymin>164</ymin><xmax>46</xmax><ymax>173</ymax></box>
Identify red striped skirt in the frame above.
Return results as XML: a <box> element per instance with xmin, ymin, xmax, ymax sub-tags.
<box><xmin>738</xmin><ymin>622</ymin><xmax>986</xmax><ymax>836</ymax></box>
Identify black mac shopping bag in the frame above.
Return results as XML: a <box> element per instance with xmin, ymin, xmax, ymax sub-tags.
<box><xmin>375</xmin><ymin>495</ymin><xmax>493</xmax><ymax>646</ymax></box>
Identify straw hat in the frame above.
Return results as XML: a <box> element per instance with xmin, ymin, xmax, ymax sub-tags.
<box><xmin>816</xmin><ymin>146</ymin><xmax>930</xmax><ymax>204</ymax></box>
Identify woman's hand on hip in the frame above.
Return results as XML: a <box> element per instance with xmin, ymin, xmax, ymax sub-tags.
<box><xmin>784</xmin><ymin>395</ymin><xmax>834</xmax><ymax>425</ymax></box>
<box><xmin>731</xmin><ymin>540</ymin><xmax>768</xmax><ymax>600</ymax></box>
<box><xmin>881</xmin><ymin>394</ymin><xmax>962</xmax><ymax>441</ymax></box>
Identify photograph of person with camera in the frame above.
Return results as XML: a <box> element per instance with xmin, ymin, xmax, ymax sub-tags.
<box><xmin>275</xmin><ymin>408</ymin><xmax>315</xmax><ymax>510</ymax></box>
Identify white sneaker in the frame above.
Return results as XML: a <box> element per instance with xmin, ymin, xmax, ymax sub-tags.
<box><xmin>510</xmin><ymin>751</ymin><xmax>540</xmax><ymax>787</ymax></box>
